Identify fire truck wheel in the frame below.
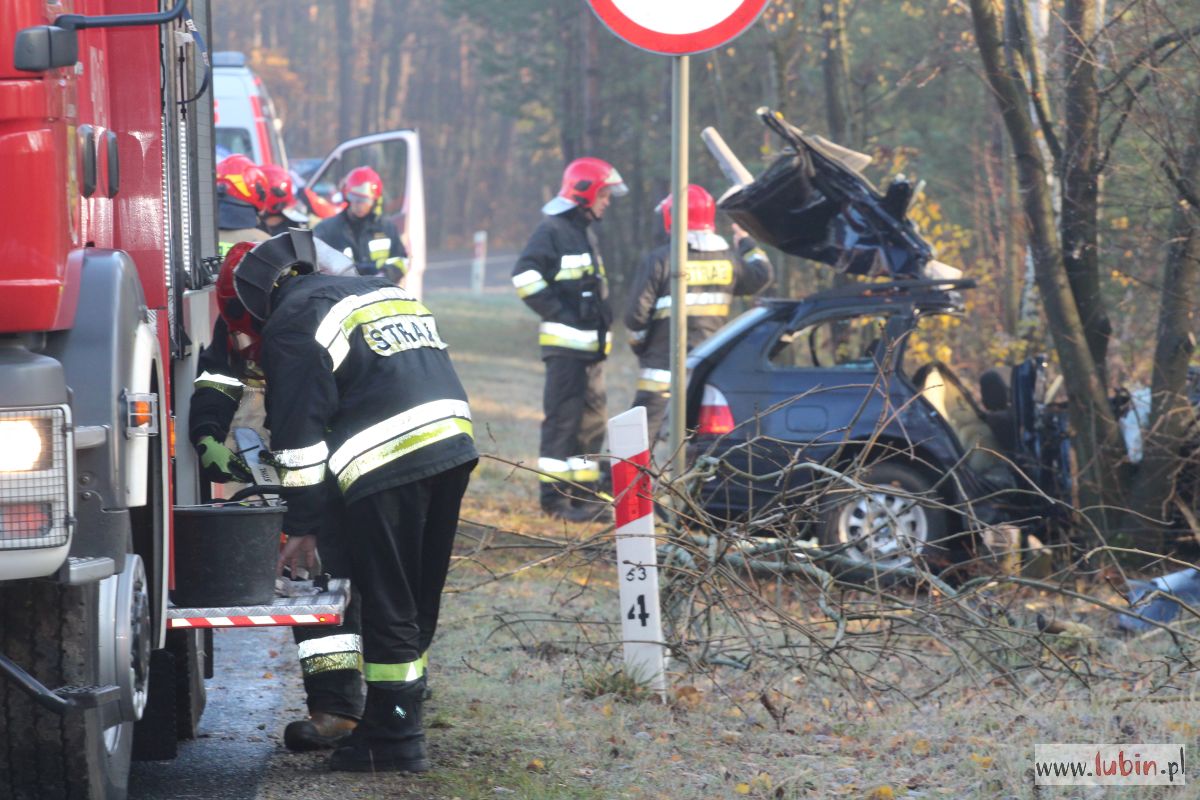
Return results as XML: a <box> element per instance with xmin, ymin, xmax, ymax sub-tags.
<box><xmin>0</xmin><ymin>579</ymin><xmax>133</xmax><ymax>800</ymax></box>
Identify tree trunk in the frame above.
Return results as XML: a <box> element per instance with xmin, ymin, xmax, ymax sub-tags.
<box><xmin>1126</xmin><ymin>95</ymin><xmax>1200</xmax><ymax>548</ymax></box>
<box><xmin>969</xmin><ymin>0</ymin><xmax>1124</xmax><ymax>536</ymax></box>
<box><xmin>819</xmin><ymin>0</ymin><xmax>852</xmax><ymax>145</ymax></box>
<box><xmin>334</xmin><ymin>0</ymin><xmax>355</xmax><ymax>142</ymax></box>
<box><xmin>581</xmin><ymin>9</ymin><xmax>601</xmax><ymax>153</ymax></box>
<box><xmin>1061</xmin><ymin>0</ymin><xmax>1112</xmax><ymax>388</ymax></box>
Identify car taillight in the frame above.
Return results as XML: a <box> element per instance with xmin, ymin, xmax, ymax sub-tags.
<box><xmin>0</xmin><ymin>407</ymin><xmax>72</xmax><ymax>550</ymax></box>
<box><xmin>697</xmin><ymin>385</ymin><xmax>735</xmax><ymax>435</ymax></box>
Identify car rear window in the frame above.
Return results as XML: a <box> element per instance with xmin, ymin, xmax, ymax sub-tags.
<box><xmin>688</xmin><ymin>307</ymin><xmax>772</xmax><ymax>366</ymax></box>
<box><xmin>768</xmin><ymin>314</ymin><xmax>890</xmax><ymax>370</ymax></box>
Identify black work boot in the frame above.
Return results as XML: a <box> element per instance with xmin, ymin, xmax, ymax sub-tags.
<box><xmin>284</xmin><ymin>711</ymin><xmax>358</xmax><ymax>751</ymax></box>
<box><xmin>329</xmin><ymin>680</ymin><xmax>429</xmax><ymax>773</ymax></box>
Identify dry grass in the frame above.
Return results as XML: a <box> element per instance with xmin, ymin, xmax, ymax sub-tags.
<box><xmin>261</xmin><ymin>290</ymin><xmax>1200</xmax><ymax>800</ymax></box>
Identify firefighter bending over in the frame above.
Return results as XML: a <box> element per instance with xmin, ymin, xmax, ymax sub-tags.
<box><xmin>624</xmin><ymin>184</ymin><xmax>773</xmax><ymax>441</ymax></box>
<box><xmin>192</xmin><ymin>240</ymin><xmax>366</xmax><ymax>752</ymax></box>
<box><xmin>313</xmin><ymin>166</ymin><xmax>407</xmax><ymax>284</ymax></box>
<box><xmin>512</xmin><ymin>157</ymin><xmax>626</xmax><ymax>522</ymax></box>
<box><xmin>232</xmin><ymin>229</ymin><xmax>478</xmax><ymax>773</ymax></box>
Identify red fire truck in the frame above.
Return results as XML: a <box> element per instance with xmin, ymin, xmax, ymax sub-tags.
<box><xmin>0</xmin><ymin>2</ymin><xmax>424</xmax><ymax>798</ymax></box>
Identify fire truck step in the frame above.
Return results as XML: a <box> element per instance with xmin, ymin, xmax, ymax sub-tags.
<box><xmin>166</xmin><ymin>577</ymin><xmax>351</xmax><ymax>629</ymax></box>
<box><xmin>54</xmin><ymin>683</ymin><xmax>121</xmax><ymax>709</ymax></box>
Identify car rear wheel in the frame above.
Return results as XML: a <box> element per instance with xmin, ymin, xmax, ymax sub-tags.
<box><xmin>818</xmin><ymin>461</ymin><xmax>946</xmax><ymax>571</ymax></box>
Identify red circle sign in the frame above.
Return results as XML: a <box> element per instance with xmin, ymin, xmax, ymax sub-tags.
<box><xmin>586</xmin><ymin>0</ymin><xmax>770</xmax><ymax>55</ymax></box>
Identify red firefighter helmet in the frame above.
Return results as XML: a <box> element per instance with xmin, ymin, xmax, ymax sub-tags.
<box><xmin>656</xmin><ymin>184</ymin><xmax>716</xmax><ymax>234</ymax></box>
<box><xmin>215</xmin><ymin>241</ymin><xmax>262</xmax><ymax>362</ymax></box>
<box><xmin>260</xmin><ymin>163</ymin><xmax>294</xmax><ymax>216</ymax></box>
<box><xmin>340</xmin><ymin>166</ymin><xmax>384</xmax><ymax>203</ymax></box>
<box><xmin>216</xmin><ymin>154</ymin><xmax>269</xmax><ymax>212</ymax></box>
<box><xmin>542</xmin><ymin>157</ymin><xmax>628</xmax><ymax>215</ymax></box>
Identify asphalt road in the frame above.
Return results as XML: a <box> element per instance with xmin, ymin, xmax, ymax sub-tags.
<box><xmin>129</xmin><ymin>627</ymin><xmax>299</xmax><ymax>800</ymax></box>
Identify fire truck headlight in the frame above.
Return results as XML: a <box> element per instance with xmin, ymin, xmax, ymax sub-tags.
<box><xmin>0</xmin><ymin>420</ymin><xmax>44</xmax><ymax>472</ymax></box>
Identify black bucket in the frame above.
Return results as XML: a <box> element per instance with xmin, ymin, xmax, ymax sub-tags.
<box><xmin>171</xmin><ymin>499</ymin><xmax>284</xmax><ymax>607</ymax></box>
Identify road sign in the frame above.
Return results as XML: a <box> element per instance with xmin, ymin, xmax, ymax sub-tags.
<box><xmin>586</xmin><ymin>0</ymin><xmax>770</xmax><ymax>55</ymax></box>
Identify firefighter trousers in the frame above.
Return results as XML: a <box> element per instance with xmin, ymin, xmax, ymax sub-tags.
<box><xmin>539</xmin><ymin>357</ymin><xmax>607</xmax><ymax>508</ymax></box>
<box><xmin>344</xmin><ymin>460</ymin><xmax>476</xmax><ymax>683</ymax></box>
<box><xmin>291</xmin><ymin>514</ymin><xmax>365</xmax><ymax>719</ymax></box>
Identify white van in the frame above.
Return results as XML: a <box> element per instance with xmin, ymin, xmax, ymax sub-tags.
<box><xmin>212</xmin><ymin>51</ymin><xmax>288</xmax><ymax>168</ymax></box>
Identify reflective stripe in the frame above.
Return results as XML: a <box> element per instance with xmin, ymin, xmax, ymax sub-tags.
<box><xmin>314</xmin><ymin>287</ymin><xmax>431</xmax><ymax>370</ymax></box>
<box><xmin>655</xmin><ymin>303</ymin><xmax>730</xmax><ymax>320</ymax></box>
<box><xmin>538</xmin><ymin>321</ymin><xmax>603</xmax><ymax>352</ymax></box>
<box><xmin>280</xmin><ymin>462</ymin><xmax>327</xmax><ymax>488</ymax></box>
<box><xmin>654</xmin><ymin>291</ymin><xmax>734</xmax><ymax>311</ymax></box>
<box><xmin>297</xmin><ymin>634</ymin><xmax>362</xmax><ymax>660</ymax></box>
<box><xmin>368</xmin><ymin>237</ymin><xmax>392</xmax><ymax>255</ymax></box>
<box><xmin>273</xmin><ymin>440</ymin><xmax>329</xmax><ymax>468</ymax></box>
<box><xmin>554</xmin><ymin>253</ymin><xmax>594</xmax><ymax>281</ymax></box>
<box><xmin>194</xmin><ymin>370</ymin><xmax>245</xmax><ymax>401</ymax></box>
<box><xmin>364</xmin><ymin>658</ymin><xmax>425</xmax><ymax>683</ymax></box>
<box><xmin>300</xmin><ymin>651</ymin><xmax>362</xmax><ymax>676</ymax></box>
<box><xmin>271</xmin><ymin>440</ymin><xmax>329</xmax><ymax>487</ymax></box>
<box><xmin>513</xmin><ymin>269</ymin><xmax>550</xmax><ymax>298</ymax></box>
<box><xmin>297</xmin><ymin>634</ymin><xmax>362</xmax><ymax>676</ymax></box>
<box><xmin>329</xmin><ymin>400</ymin><xmax>473</xmax><ymax>491</ymax></box>
<box><xmin>743</xmin><ymin>247</ymin><xmax>768</xmax><ymax>262</ymax></box>
<box><xmin>628</xmin><ymin>329</ymin><xmax>647</xmax><ymax>344</ymax></box>
<box><xmin>538</xmin><ymin>456</ymin><xmax>573</xmax><ymax>483</ymax></box>
<box><xmin>637</xmin><ymin>368</ymin><xmax>671</xmax><ymax>393</ymax></box>
<box><xmin>568</xmin><ymin>456</ymin><xmax>600</xmax><ymax>483</ymax></box>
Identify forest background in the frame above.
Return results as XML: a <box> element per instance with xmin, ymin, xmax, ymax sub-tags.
<box><xmin>213</xmin><ymin>0</ymin><xmax>1199</xmax><ymax>547</ymax></box>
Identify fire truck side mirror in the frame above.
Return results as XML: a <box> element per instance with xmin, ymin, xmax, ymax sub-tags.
<box><xmin>13</xmin><ymin>25</ymin><xmax>78</xmax><ymax>73</ymax></box>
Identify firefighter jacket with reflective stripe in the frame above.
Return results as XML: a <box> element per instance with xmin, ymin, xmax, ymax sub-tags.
<box><xmin>624</xmin><ymin>234</ymin><xmax>772</xmax><ymax>385</ymax></box>
<box><xmin>511</xmin><ymin>208</ymin><xmax>612</xmax><ymax>361</ymax></box>
<box><xmin>189</xmin><ymin>316</ymin><xmax>264</xmax><ymax>445</ymax></box>
<box><xmin>313</xmin><ymin>209</ymin><xmax>407</xmax><ymax>280</ymax></box>
<box><xmin>260</xmin><ymin>274</ymin><xmax>478</xmax><ymax>537</ymax></box>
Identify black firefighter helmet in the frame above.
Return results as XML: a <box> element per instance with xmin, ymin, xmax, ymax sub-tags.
<box><xmin>234</xmin><ymin>228</ymin><xmax>318</xmax><ymax>321</ymax></box>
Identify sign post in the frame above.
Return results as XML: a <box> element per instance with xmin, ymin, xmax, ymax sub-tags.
<box><xmin>584</xmin><ymin>0</ymin><xmax>770</xmax><ymax>482</ymax></box>
<box><xmin>588</xmin><ymin>0</ymin><xmax>769</xmax><ymax>695</ymax></box>
<box><xmin>608</xmin><ymin>407</ymin><xmax>666</xmax><ymax>696</ymax></box>
<box><xmin>471</xmin><ymin>230</ymin><xmax>487</xmax><ymax>295</ymax></box>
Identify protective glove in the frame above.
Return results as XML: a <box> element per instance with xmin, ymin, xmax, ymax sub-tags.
<box><xmin>195</xmin><ymin>435</ymin><xmax>253</xmax><ymax>484</ymax></box>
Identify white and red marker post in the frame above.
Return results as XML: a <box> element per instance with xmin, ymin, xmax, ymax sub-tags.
<box><xmin>608</xmin><ymin>407</ymin><xmax>667</xmax><ymax>696</ymax></box>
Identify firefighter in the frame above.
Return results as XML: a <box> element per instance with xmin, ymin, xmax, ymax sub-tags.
<box><xmin>229</xmin><ymin>229</ymin><xmax>478</xmax><ymax>773</ymax></box>
<box><xmin>193</xmin><ymin>240</ymin><xmax>366</xmax><ymax>752</ymax></box>
<box><xmin>511</xmin><ymin>157</ymin><xmax>625</xmax><ymax>521</ymax></box>
<box><xmin>216</xmin><ymin>154</ymin><xmax>270</xmax><ymax>256</ymax></box>
<box><xmin>312</xmin><ymin>165</ymin><xmax>407</xmax><ymax>284</ymax></box>
<box><xmin>259</xmin><ymin>163</ymin><xmax>303</xmax><ymax>237</ymax></box>
<box><xmin>625</xmin><ymin>184</ymin><xmax>773</xmax><ymax>441</ymax></box>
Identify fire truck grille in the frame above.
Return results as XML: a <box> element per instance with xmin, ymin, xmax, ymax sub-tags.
<box><xmin>0</xmin><ymin>407</ymin><xmax>71</xmax><ymax>550</ymax></box>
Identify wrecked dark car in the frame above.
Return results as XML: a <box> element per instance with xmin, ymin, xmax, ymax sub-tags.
<box><xmin>682</xmin><ymin>110</ymin><xmax>1071</xmax><ymax>570</ymax></box>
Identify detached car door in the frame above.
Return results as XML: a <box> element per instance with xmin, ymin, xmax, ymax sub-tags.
<box><xmin>301</xmin><ymin>130</ymin><xmax>427</xmax><ymax>298</ymax></box>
